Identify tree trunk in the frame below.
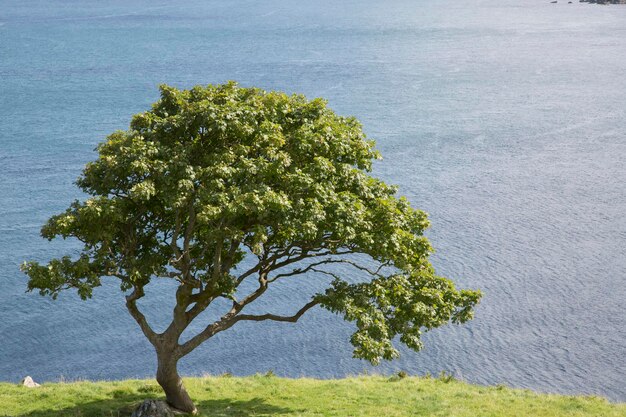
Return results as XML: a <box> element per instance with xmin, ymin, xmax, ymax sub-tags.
<box><xmin>156</xmin><ymin>351</ymin><xmax>197</xmax><ymax>414</ymax></box>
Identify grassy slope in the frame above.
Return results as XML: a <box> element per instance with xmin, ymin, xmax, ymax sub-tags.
<box><xmin>0</xmin><ymin>375</ymin><xmax>624</xmax><ymax>417</ymax></box>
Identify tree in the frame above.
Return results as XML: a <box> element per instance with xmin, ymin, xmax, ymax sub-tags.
<box><xmin>23</xmin><ymin>82</ymin><xmax>481</xmax><ymax>414</ymax></box>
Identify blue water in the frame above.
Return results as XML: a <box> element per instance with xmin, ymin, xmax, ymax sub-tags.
<box><xmin>1</xmin><ymin>0</ymin><xmax>625</xmax><ymax>401</ymax></box>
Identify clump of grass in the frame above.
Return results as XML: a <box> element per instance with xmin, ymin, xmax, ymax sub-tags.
<box><xmin>110</xmin><ymin>388</ymin><xmax>132</xmax><ymax>399</ymax></box>
<box><xmin>388</xmin><ymin>370</ymin><xmax>409</xmax><ymax>382</ymax></box>
<box><xmin>137</xmin><ymin>384</ymin><xmax>161</xmax><ymax>394</ymax></box>
<box><xmin>438</xmin><ymin>371</ymin><xmax>455</xmax><ymax>383</ymax></box>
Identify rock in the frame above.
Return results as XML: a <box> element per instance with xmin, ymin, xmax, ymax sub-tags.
<box><xmin>131</xmin><ymin>400</ymin><xmax>175</xmax><ymax>417</ymax></box>
<box><xmin>20</xmin><ymin>376</ymin><xmax>40</xmax><ymax>388</ymax></box>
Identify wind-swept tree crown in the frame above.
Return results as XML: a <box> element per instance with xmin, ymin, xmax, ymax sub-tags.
<box><xmin>23</xmin><ymin>82</ymin><xmax>480</xmax><ymax>364</ymax></box>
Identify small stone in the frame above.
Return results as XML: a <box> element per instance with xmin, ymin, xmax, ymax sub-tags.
<box><xmin>20</xmin><ymin>376</ymin><xmax>40</xmax><ymax>388</ymax></box>
<box><xmin>131</xmin><ymin>400</ymin><xmax>175</xmax><ymax>417</ymax></box>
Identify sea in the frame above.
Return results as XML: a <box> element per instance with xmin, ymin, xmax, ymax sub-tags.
<box><xmin>1</xmin><ymin>0</ymin><xmax>625</xmax><ymax>401</ymax></box>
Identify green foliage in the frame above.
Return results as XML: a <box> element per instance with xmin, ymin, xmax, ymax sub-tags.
<box><xmin>22</xmin><ymin>81</ymin><xmax>481</xmax><ymax>364</ymax></box>
<box><xmin>319</xmin><ymin>270</ymin><xmax>480</xmax><ymax>363</ymax></box>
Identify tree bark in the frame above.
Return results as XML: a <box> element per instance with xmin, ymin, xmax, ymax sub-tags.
<box><xmin>155</xmin><ymin>350</ymin><xmax>197</xmax><ymax>414</ymax></box>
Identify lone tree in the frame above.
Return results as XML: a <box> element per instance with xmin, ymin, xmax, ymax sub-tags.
<box><xmin>23</xmin><ymin>82</ymin><xmax>481</xmax><ymax>414</ymax></box>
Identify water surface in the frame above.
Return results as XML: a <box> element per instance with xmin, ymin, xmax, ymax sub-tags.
<box><xmin>1</xmin><ymin>0</ymin><xmax>625</xmax><ymax>401</ymax></box>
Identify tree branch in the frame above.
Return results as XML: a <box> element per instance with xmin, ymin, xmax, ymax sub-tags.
<box><xmin>267</xmin><ymin>257</ymin><xmax>388</xmax><ymax>283</ymax></box>
<box><xmin>268</xmin><ymin>258</ymin><xmax>343</xmax><ymax>283</ymax></box>
<box><xmin>177</xmin><ymin>245</ymin><xmax>361</xmax><ymax>357</ymax></box>
<box><xmin>169</xmin><ymin>208</ymin><xmax>183</xmax><ymax>261</ymax></box>
<box><xmin>125</xmin><ymin>286</ymin><xmax>158</xmax><ymax>345</ymax></box>
<box><xmin>182</xmin><ymin>203</ymin><xmax>196</xmax><ymax>271</ymax></box>
<box><xmin>178</xmin><ymin>272</ymin><xmax>269</xmax><ymax>356</ymax></box>
<box><xmin>234</xmin><ymin>299</ymin><xmax>319</xmax><ymax>323</ymax></box>
<box><xmin>178</xmin><ymin>296</ymin><xmax>318</xmax><ymax>357</ymax></box>
<box><xmin>235</xmin><ymin>248</ymin><xmax>355</xmax><ymax>286</ymax></box>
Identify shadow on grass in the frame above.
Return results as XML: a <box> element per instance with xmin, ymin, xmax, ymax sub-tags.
<box><xmin>195</xmin><ymin>397</ymin><xmax>296</xmax><ymax>416</ymax></box>
<box><xmin>14</xmin><ymin>392</ymin><xmax>295</xmax><ymax>417</ymax></box>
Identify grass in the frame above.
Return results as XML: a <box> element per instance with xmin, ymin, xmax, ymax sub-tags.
<box><xmin>0</xmin><ymin>374</ymin><xmax>624</xmax><ymax>417</ymax></box>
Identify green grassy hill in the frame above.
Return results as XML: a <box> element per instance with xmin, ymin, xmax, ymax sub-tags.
<box><xmin>1</xmin><ymin>374</ymin><xmax>624</xmax><ymax>417</ymax></box>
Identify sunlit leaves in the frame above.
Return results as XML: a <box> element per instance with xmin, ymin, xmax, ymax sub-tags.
<box><xmin>318</xmin><ymin>271</ymin><xmax>481</xmax><ymax>363</ymax></box>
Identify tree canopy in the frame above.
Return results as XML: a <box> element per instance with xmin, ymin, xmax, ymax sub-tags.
<box><xmin>23</xmin><ymin>82</ymin><xmax>480</xmax><ymax>413</ymax></box>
